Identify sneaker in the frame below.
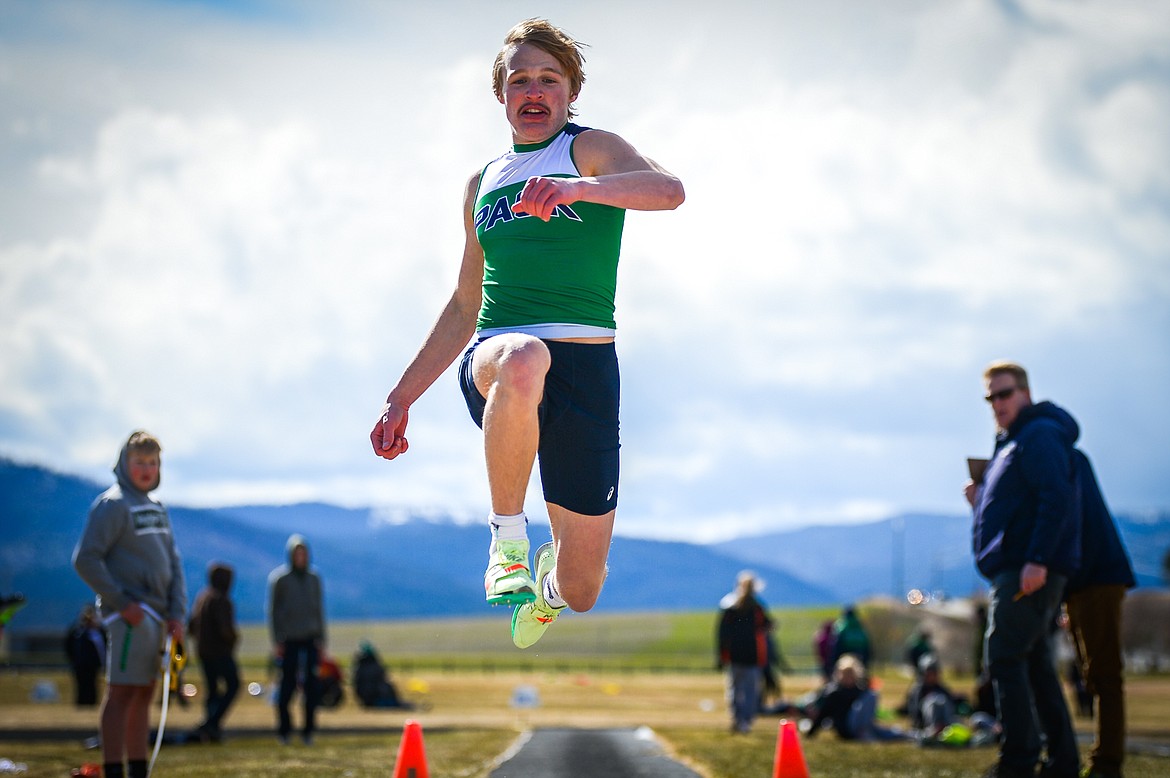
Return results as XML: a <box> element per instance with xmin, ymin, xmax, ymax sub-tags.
<box><xmin>511</xmin><ymin>542</ymin><xmax>564</xmax><ymax>648</ymax></box>
<box><xmin>484</xmin><ymin>537</ymin><xmax>536</xmax><ymax>606</ymax></box>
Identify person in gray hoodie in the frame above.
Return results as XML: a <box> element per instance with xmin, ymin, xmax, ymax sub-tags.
<box><xmin>267</xmin><ymin>533</ymin><xmax>326</xmax><ymax>745</ymax></box>
<box><xmin>73</xmin><ymin>431</ymin><xmax>187</xmax><ymax>778</ymax></box>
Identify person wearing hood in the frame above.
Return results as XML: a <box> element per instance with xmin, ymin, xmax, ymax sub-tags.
<box><xmin>72</xmin><ymin>431</ymin><xmax>187</xmax><ymax>778</ymax></box>
<box><xmin>1063</xmin><ymin>446</ymin><xmax>1136</xmax><ymax>778</ymax></box>
<box><xmin>188</xmin><ymin>561</ymin><xmax>239</xmax><ymax>742</ymax></box>
<box><xmin>831</xmin><ymin>605</ymin><xmax>872</xmax><ymax>670</ymax></box>
<box><xmin>267</xmin><ymin>534</ymin><xmax>326</xmax><ymax>745</ymax></box>
<box><xmin>964</xmin><ymin>362</ymin><xmax>1081</xmax><ymax>778</ymax></box>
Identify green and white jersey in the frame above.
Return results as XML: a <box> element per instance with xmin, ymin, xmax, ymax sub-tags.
<box><xmin>473</xmin><ymin>123</ymin><xmax>626</xmax><ymax>338</ymax></box>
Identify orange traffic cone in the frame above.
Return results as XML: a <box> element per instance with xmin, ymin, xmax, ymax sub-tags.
<box><xmin>772</xmin><ymin>718</ymin><xmax>811</xmax><ymax>778</ymax></box>
<box><xmin>392</xmin><ymin>719</ymin><xmax>429</xmax><ymax>778</ymax></box>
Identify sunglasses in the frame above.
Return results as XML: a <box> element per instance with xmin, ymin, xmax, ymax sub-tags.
<box><xmin>985</xmin><ymin>386</ymin><xmax>1019</xmax><ymax>404</ymax></box>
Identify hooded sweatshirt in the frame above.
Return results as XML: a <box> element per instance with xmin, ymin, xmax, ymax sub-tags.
<box><xmin>1065</xmin><ymin>449</ymin><xmax>1136</xmax><ymax>593</ymax></box>
<box><xmin>72</xmin><ymin>437</ymin><xmax>188</xmax><ymax>622</ymax></box>
<box><xmin>267</xmin><ymin>534</ymin><xmax>326</xmax><ymax>645</ymax></box>
<box><xmin>972</xmin><ymin>400</ymin><xmax>1082</xmax><ymax>579</ymax></box>
<box><xmin>189</xmin><ymin>562</ymin><xmax>238</xmax><ymax>660</ymax></box>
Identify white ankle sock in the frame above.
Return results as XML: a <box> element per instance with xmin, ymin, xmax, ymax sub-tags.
<box><xmin>542</xmin><ymin>571</ymin><xmax>567</xmax><ymax>609</ymax></box>
<box><xmin>489</xmin><ymin>511</ymin><xmax>528</xmax><ymax>542</ymax></box>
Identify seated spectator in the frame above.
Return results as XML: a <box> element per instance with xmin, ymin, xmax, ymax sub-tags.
<box><xmin>904</xmin><ymin>654</ymin><xmax>966</xmax><ymax>738</ymax></box>
<box><xmin>904</xmin><ymin>629</ymin><xmax>934</xmax><ymax>676</ymax></box>
<box><xmin>317</xmin><ymin>652</ymin><xmax>344</xmax><ymax>709</ymax></box>
<box><xmin>805</xmin><ymin>654</ymin><xmax>907</xmax><ymax>742</ymax></box>
<box><xmin>352</xmin><ymin>642</ymin><xmax>413</xmax><ymax>710</ymax></box>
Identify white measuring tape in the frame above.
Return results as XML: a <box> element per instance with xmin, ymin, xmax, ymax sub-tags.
<box><xmin>102</xmin><ymin>603</ymin><xmax>182</xmax><ymax>777</ymax></box>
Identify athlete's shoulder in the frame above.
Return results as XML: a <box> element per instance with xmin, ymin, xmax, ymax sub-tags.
<box><xmin>464</xmin><ymin>168</ymin><xmax>484</xmax><ymax>201</ymax></box>
<box><xmin>570</xmin><ymin>127</ymin><xmax>641</xmax><ymax>176</ymax></box>
<box><xmin>569</xmin><ymin>123</ymin><xmax>623</xmax><ymax>144</ymax></box>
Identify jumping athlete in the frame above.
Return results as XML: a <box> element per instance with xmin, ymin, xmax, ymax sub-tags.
<box><xmin>370</xmin><ymin>18</ymin><xmax>684</xmax><ymax>648</ymax></box>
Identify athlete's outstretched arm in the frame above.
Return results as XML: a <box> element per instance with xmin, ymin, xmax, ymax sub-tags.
<box><xmin>370</xmin><ymin>173</ymin><xmax>485</xmax><ymax>460</ymax></box>
<box><xmin>512</xmin><ymin>130</ymin><xmax>684</xmax><ymax>221</ymax></box>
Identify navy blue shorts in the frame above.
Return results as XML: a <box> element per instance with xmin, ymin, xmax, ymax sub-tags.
<box><xmin>458</xmin><ymin>338</ymin><xmax>620</xmax><ymax>516</ymax></box>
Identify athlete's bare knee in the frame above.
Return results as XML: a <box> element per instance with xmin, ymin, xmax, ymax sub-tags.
<box><xmin>557</xmin><ymin>573</ymin><xmax>604</xmax><ymax>612</ymax></box>
<box><xmin>565</xmin><ymin>592</ymin><xmax>599</xmax><ymax>613</ymax></box>
<box><xmin>492</xmin><ymin>342</ymin><xmax>549</xmax><ymax>401</ymax></box>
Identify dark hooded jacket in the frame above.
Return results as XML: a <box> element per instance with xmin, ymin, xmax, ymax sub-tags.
<box><xmin>189</xmin><ymin>562</ymin><xmax>238</xmax><ymax>660</ymax></box>
<box><xmin>267</xmin><ymin>533</ymin><xmax>326</xmax><ymax>645</ymax></box>
<box><xmin>1065</xmin><ymin>450</ymin><xmax>1136</xmax><ymax>593</ymax></box>
<box><xmin>832</xmin><ymin>608</ymin><xmax>872</xmax><ymax>668</ymax></box>
<box><xmin>72</xmin><ymin>434</ymin><xmax>187</xmax><ymax>621</ymax></box>
<box><xmin>972</xmin><ymin>401</ymin><xmax>1082</xmax><ymax>579</ymax></box>
<box><xmin>717</xmin><ymin>594</ymin><xmax>772</xmax><ymax>667</ymax></box>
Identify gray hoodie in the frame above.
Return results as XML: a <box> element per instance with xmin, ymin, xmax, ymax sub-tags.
<box><xmin>267</xmin><ymin>533</ymin><xmax>326</xmax><ymax>645</ymax></box>
<box><xmin>72</xmin><ymin>436</ymin><xmax>188</xmax><ymax>622</ymax></box>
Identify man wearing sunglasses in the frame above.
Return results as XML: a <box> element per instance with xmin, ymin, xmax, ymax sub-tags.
<box><xmin>964</xmin><ymin>362</ymin><xmax>1081</xmax><ymax>778</ymax></box>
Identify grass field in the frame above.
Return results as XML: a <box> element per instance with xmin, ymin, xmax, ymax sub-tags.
<box><xmin>227</xmin><ymin>607</ymin><xmax>845</xmax><ymax>673</ymax></box>
<box><xmin>2</xmin><ymin>608</ymin><xmax>1167</xmax><ymax>777</ymax></box>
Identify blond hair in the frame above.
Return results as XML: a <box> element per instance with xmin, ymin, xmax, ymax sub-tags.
<box><xmin>731</xmin><ymin>571</ymin><xmax>759</xmax><ymax>609</ymax></box>
<box><xmin>834</xmin><ymin>653</ymin><xmax>866</xmax><ymax>682</ymax></box>
<box><xmin>492</xmin><ymin>18</ymin><xmax>587</xmax><ymax>118</ymax></box>
<box><xmin>983</xmin><ymin>361</ymin><xmax>1029</xmax><ymax>392</ymax></box>
<box><xmin>126</xmin><ymin>429</ymin><xmax>162</xmax><ymax>456</ymax></box>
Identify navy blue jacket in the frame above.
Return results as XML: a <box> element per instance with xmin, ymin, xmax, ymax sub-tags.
<box><xmin>717</xmin><ymin>596</ymin><xmax>772</xmax><ymax>668</ymax></box>
<box><xmin>1065</xmin><ymin>449</ymin><xmax>1136</xmax><ymax>593</ymax></box>
<box><xmin>972</xmin><ymin>401</ymin><xmax>1082</xmax><ymax>579</ymax></box>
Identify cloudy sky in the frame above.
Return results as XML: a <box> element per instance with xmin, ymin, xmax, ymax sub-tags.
<box><xmin>2</xmin><ymin>0</ymin><xmax>1168</xmax><ymax>541</ymax></box>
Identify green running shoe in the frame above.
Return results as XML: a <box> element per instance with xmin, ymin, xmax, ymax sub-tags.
<box><xmin>484</xmin><ymin>537</ymin><xmax>536</xmax><ymax>606</ymax></box>
<box><xmin>511</xmin><ymin>542</ymin><xmax>564</xmax><ymax>649</ymax></box>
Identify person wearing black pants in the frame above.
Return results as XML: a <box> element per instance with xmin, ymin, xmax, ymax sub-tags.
<box><xmin>188</xmin><ymin>562</ymin><xmax>240</xmax><ymax>742</ymax></box>
<box><xmin>267</xmin><ymin>535</ymin><xmax>326</xmax><ymax>745</ymax></box>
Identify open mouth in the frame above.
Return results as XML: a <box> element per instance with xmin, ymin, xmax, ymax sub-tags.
<box><xmin>520</xmin><ymin>103</ymin><xmax>549</xmax><ymax>117</ymax></box>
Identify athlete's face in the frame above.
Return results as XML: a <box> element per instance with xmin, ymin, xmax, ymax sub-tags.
<box><xmin>498</xmin><ymin>42</ymin><xmax>576</xmax><ymax>144</ymax></box>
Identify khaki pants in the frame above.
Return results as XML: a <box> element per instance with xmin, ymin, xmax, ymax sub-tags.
<box><xmin>1065</xmin><ymin>584</ymin><xmax>1127</xmax><ymax>774</ymax></box>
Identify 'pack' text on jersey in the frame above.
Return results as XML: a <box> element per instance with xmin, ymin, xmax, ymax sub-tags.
<box><xmin>475</xmin><ymin>194</ymin><xmax>583</xmax><ymax>232</ymax></box>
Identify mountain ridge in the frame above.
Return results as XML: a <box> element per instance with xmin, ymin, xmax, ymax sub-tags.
<box><xmin>3</xmin><ymin>458</ymin><xmax>1165</xmax><ymax>630</ymax></box>
<box><xmin>1</xmin><ymin>459</ymin><xmax>835</xmax><ymax>627</ymax></box>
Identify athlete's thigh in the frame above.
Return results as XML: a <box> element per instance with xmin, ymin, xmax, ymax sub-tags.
<box><xmin>470</xmin><ymin>333</ymin><xmax>550</xmax><ymax>398</ymax></box>
<box><xmin>547</xmin><ymin>503</ymin><xmax>615</xmax><ymax>580</ymax></box>
<box><xmin>537</xmin><ymin>340</ymin><xmax>620</xmax><ymax>515</ymax></box>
